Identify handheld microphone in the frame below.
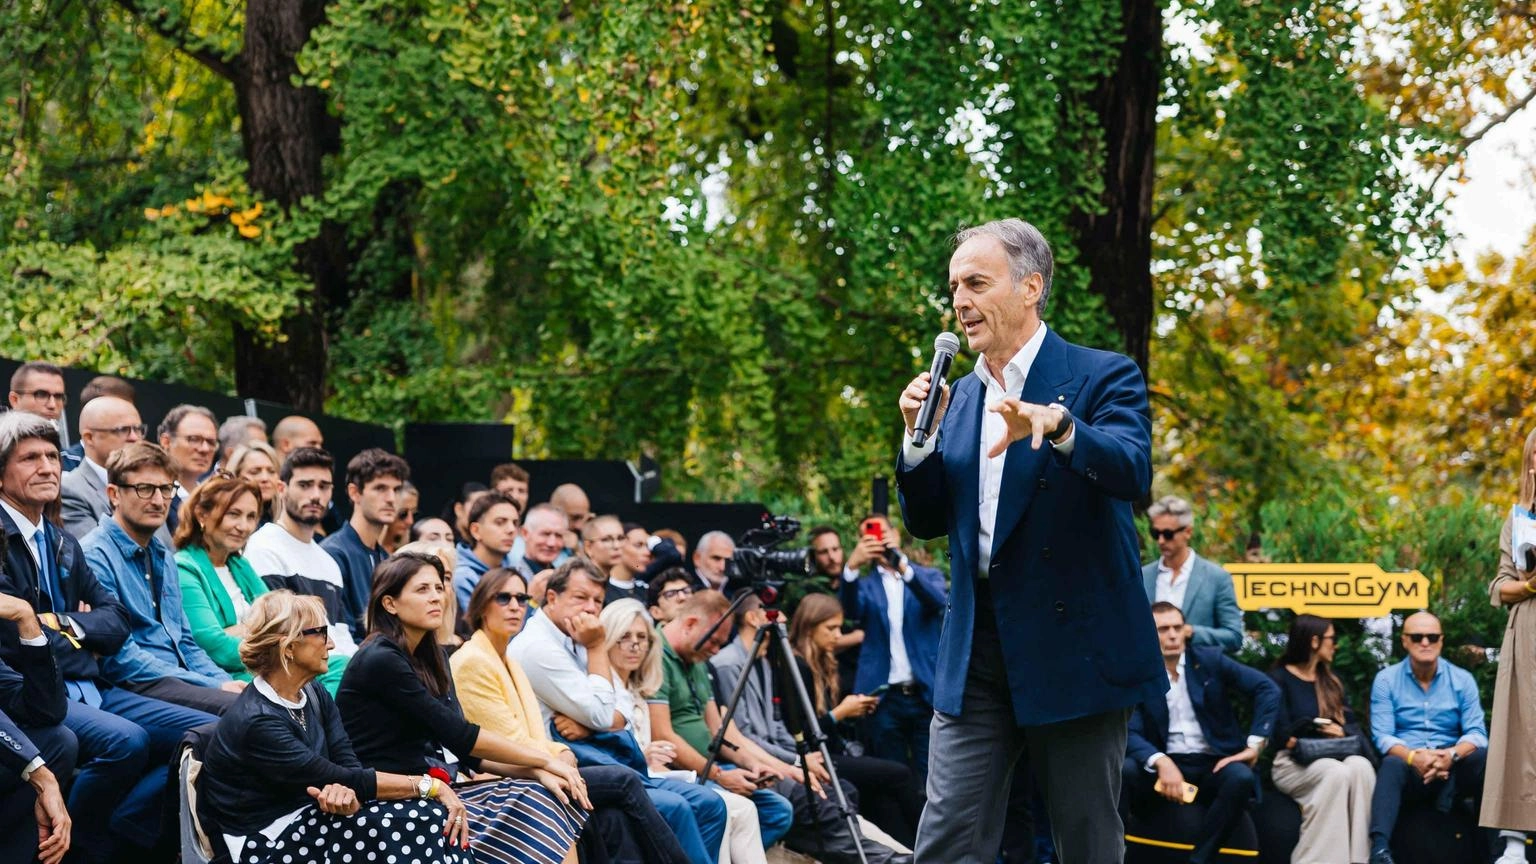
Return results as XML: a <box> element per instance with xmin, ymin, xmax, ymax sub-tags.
<box><xmin>911</xmin><ymin>332</ymin><xmax>960</xmax><ymax>447</ymax></box>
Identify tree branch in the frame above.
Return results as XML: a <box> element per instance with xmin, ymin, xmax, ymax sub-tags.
<box><xmin>1427</xmin><ymin>86</ymin><xmax>1536</xmax><ymax>192</ymax></box>
<box><xmin>113</xmin><ymin>0</ymin><xmax>239</xmax><ymax>81</ymax></box>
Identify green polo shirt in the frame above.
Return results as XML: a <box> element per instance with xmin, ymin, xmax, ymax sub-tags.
<box><xmin>652</xmin><ymin>631</ymin><xmax>715</xmax><ymax>755</ymax></box>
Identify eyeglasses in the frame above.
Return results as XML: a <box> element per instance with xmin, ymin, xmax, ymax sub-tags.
<box><xmin>494</xmin><ymin>592</ymin><xmax>532</xmax><ymax>607</ymax></box>
<box><xmin>88</xmin><ymin>424</ymin><xmax>147</xmax><ymax>439</ymax></box>
<box><xmin>616</xmin><ymin>635</ymin><xmax>650</xmax><ymax>650</ymax></box>
<box><xmin>299</xmin><ymin>625</ymin><xmax>329</xmax><ymax>638</ymax></box>
<box><xmin>18</xmin><ymin>389</ymin><xmax>66</xmax><ymax>405</ymax></box>
<box><xmin>658</xmin><ymin>586</ymin><xmax>694</xmax><ymax>602</ymax></box>
<box><xmin>590</xmin><ymin>535</ymin><xmax>625</xmax><ymax>546</ymax></box>
<box><xmin>118</xmin><ymin>483</ymin><xmax>177</xmax><ymax>500</ymax></box>
<box><xmin>1405</xmin><ymin>633</ymin><xmax>1442</xmax><ymax>645</ymax></box>
<box><xmin>177</xmin><ymin>434</ymin><xmax>218</xmax><ymax>450</ymax></box>
<box><xmin>1149</xmin><ymin>528</ymin><xmax>1186</xmax><ymax>541</ymax></box>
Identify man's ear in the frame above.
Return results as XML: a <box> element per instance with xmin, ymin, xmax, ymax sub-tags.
<box><xmin>348</xmin><ymin>482</ymin><xmax>362</xmax><ymax>505</ymax></box>
<box><xmin>1182</xmin><ymin>624</ymin><xmax>1194</xmax><ymax>641</ymax></box>
<box><xmin>105</xmin><ymin>484</ymin><xmax>121</xmax><ymax>509</ymax></box>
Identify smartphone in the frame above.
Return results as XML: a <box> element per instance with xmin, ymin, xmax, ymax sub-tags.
<box><xmin>866</xmin><ymin>684</ymin><xmax>890</xmax><ymax>698</ymax></box>
<box><xmin>1153</xmin><ymin>779</ymin><xmax>1199</xmax><ymax>803</ymax></box>
<box><xmin>863</xmin><ymin>520</ymin><xmax>884</xmax><ymax>541</ymax></box>
<box><xmin>1313</xmin><ymin>717</ymin><xmax>1335</xmax><ymax>727</ymax></box>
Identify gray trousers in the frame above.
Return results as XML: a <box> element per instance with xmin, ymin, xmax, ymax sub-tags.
<box><xmin>913</xmin><ymin>602</ymin><xmax>1128</xmax><ymax>864</ymax></box>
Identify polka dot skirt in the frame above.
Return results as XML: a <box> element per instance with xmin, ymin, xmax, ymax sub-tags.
<box><xmin>239</xmin><ymin>799</ymin><xmax>472</xmax><ymax>864</ymax></box>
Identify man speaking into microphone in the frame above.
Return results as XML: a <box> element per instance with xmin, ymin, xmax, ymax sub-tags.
<box><xmin>897</xmin><ymin>219</ymin><xmax>1165</xmax><ymax>863</ymax></box>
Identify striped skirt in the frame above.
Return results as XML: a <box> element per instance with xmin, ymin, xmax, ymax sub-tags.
<box><xmin>458</xmin><ymin>778</ymin><xmax>588</xmax><ymax>864</ymax></box>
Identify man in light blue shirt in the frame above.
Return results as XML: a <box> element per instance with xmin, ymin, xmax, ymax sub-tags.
<box><xmin>1366</xmin><ymin>611</ymin><xmax>1487</xmax><ymax>864</ymax></box>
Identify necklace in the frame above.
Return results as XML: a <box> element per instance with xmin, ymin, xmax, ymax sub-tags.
<box><xmin>287</xmin><ymin>705</ymin><xmax>307</xmax><ymax>731</ymax></box>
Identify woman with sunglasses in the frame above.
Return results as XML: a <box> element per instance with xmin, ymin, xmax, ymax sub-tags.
<box><xmin>602</xmin><ymin>598</ymin><xmax>767</xmax><ymax>864</ymax></box>
<box><xmin>1480</xmin><ymin>428</ymin><xmax>1536</xmax><ymax>863</ymax></box>
<box><xmin>1268</xmin><ymin>614</ymin><xmax>1376</xmax><ymax>862</ymax></box>
<box><xmin>451</xmin><ymin>568</ymin><xmax>694</xmax><ymax>864</ymax></box>
<box><xmin>337</xmin><ymin>553</ymin><xmax>591</xmax><ymax>864</ymax></box>
<box><xmin>200</xmin><ymin>590</ymin><xmax>472</xmax><ymax>864</ymax></box>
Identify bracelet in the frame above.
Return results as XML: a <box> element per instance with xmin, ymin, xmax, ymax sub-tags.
<box><xmin>1407</xmin><ymin>750</ymin><xmax>1417</xmax><ymax>767</ymax></box>
<box><xmin>1524</xmin><ymin>580</ymin><xmax>1536</xmax><ymax>595</ymax></box>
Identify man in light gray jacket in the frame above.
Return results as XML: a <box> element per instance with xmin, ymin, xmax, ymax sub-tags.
<box><xmin>1141</xmin><ymin>495</ymin><xmax>1245</xmax><ymax>653</ymax></box>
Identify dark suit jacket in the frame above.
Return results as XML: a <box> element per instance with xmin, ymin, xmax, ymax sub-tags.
<box><xmin>1125</xmin><ymin>647</ymin><xmax>1280</xmax><ymax>767</ymax></box>
<box><xmin>897</xmin><ymin>328</ymin><xmax>1165</xmax><ymax>724</ymax></box>
<box><xmin>839</xmin><ymin>563</ymin><xmax>947</xmax><ymax>703</ymax></box>
<box><xmin>0</xmin><ymin>509</ymin><xmax>130</xmax><ymax>683</ymax></box>
<box><xmin>0</xmin><ymin>709</ymin><xmax>40</xmax><ymax>779</ymax></box>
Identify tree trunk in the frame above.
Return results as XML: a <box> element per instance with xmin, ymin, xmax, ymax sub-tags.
<box><xmin>231</xmin><ymin>0</ymin><xmax>345</xmax><ymax>412</ymax></box>
<box><xmin>1069</xmin><ymin>0</ymin><xmax>1161</xmax><ymax>375</ymax></box>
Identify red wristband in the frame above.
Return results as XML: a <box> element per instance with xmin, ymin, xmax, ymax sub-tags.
<box><xmin>427</xmin><ymin>766</ymin><xmax>453</xmax><ymax>786</ymax></box>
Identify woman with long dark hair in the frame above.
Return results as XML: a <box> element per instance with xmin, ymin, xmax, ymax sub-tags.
<box><xmin>336</xmin><ymin>553</ymin><xmax>591</xmax><ymax>864</ymax></box>
<box><xmin>1268</xmin><ymin>614</ymin><xmax>1375</xmax><ymax>862</ymax></box>
<box><xmin>787</xmin><ymin>593</ymin><xmax>926</xmax><ymax>847</ymax></box>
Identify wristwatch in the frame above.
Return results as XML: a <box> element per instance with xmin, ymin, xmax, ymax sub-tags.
<box><xmin>1046</xmin><ymin>404</ymin><xmax>1073</xmax><ymax>444</ymax></box>
<box><xmin>417</xmin><ymin>775</ymin><xmax>434</xmax><ymax>799</ymax></box>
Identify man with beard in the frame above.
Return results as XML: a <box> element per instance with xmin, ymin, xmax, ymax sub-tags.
<box><xmin>241</xmin><ymin>447</ymin><xmax>359</xmax><ymax>661</ymax></box>
<box><xmin>81</xmin><ymin>442</ymin><xmax>241</xmax><ymax>715</ymax></box>
<box><xmin>322</xmin><ymin>448</ymin><xmax>409</xmax><ymax>641</ymax></box>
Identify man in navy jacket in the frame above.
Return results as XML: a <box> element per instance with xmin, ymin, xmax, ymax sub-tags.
<box><xmin>838</xmin><ymin>512</ymin><xmax>946</xmax><ymax>779</ymax></box>
<box><xmin>1123</xmin><ymin>602</ymin><xmax>1279</xmax><ymax>864</ymax></box>
<box><xmin>897</xmin><ymin>218</ymin><xmax>1165</xmax><ymax>863</ymax></box>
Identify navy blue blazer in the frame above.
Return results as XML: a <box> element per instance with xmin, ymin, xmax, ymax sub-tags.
<box><xmin>1125</xmin><ymin>647</ymin><xmax>1280</xmax><ymax>767</ymax></box>
<box><xmin>897</xmin><ymin>328</ymin><xmax>1166</xmax><ymax>724</ymax></box>
<box><xmin>838</xmin><ymin>563</ymin><xmax>946</xmax><ymax>703</ymax></box>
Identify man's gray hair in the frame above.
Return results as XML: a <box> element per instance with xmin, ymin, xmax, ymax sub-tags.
<box><xmin>523</xmin><ymin>502</ymin><xmax>568</xmax><ymax>530</ymax></box>
<box><xmin>1146</xmin><ymin>495</ymin><xmax>1195</xmax><ymax>528</ymax></box>
<box><xmin>697</xmin><ymin>530</ymin><xmax>735</xmax><ymax>553</ymax></box>
<box><xmin>954</xmin><ymin>218</ymin><xmax>1055</xmax><ymax>314</ymax></box>
<box><xmin>219</xmin><ymin>415</ymin><xmax>267</xmax><ymax>454</ymax></box>
<box><xmin>157</xmin><ymin>403</ymin><xmax>218</xmax><ymax>441</ymax></box>
<box><xmin>0</xmin><ymin>410</ymin><xmax>61</xmax><ymax>474</ymax></box>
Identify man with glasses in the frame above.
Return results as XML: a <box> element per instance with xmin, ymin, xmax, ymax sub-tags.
<box><xmin>7</xmin><ymin>362</ymin><xmax>68</xmax><ymax>423</ymax></box>
<box><xmin>155</xmin><ymin>404</ymin><xmax>219</xmax><ymax>535</ymax></box>
<box><xmin>582</xmin><ymin>515</ymin><xmax>640</xmax><ymax>604</ymax></box>
<box><xmin>1141</xmin><ymin>495</ymin><xmax>1244</xmax><ymax>652</ymax></box>
<box><xmin>60</xmin><ymin>396</ymin><xmax>145</xmax><ymax>540</ymax></box>
<box><xmin>81</xmin><ymin>442</ymin><xmax>240</xmax><ymax>716</ymax></box>
<box><xmin>1365</xmin><ymin>611</ymin><xmax>1488</xmax><ymax>864</ymax></box>
<box><xmin>647</xmin><ymin>568</ymin><xmax>696</xmax><ymax>624</ymax></box>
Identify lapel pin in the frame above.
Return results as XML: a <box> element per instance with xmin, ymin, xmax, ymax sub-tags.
<box><xmin>1057</xmin><ymin>395</ymin><xmax>1065</xmax><ymax>402</ymax></box>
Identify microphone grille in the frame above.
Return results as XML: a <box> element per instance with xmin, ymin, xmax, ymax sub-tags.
<box><xmin>934</xmin><ymin>332</ymin><xmax>960</xmax><ymax>355</ymax></box>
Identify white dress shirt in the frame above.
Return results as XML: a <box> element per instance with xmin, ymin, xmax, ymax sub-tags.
<box><xmin>507</xmin><ymin>608</ymin><xmax>620</xmax><ymax>729</ymax></box>
<box><xmin>844</xmin><ymin>558</ymin><xmax>917</xmax><ymax>685</ymax></box>
<box><xmin>1155</xmin><ymin>551</ymin><xmax>1197</xmax><ymax>612</ymax></box>
<box><xmin>902</xmin><ymin>323</ymin><xmax>1074</xmax><ymax>576</ymax></box>
<box><xmin>1146</xmin><ymin>652</ymin><xmax>1267</xmax><ymax>770</ymax></box>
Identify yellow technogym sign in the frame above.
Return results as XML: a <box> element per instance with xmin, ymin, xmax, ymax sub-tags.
<box><xmin>1224</xmin><ymin>564</ymin><xmax>1430</xmax><ymax>617</ymax></box>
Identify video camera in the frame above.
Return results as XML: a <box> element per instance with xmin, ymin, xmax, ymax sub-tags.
<box><xmin>725</xmin><ymin>512</ymin><xmax>811</xmax><ymax>597</ymax></box>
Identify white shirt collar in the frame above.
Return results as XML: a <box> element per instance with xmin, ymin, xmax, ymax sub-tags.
<box><xmin>0</xmin><ymin>498</ymin><xmax>44</xmax><ymax>545</ymax></box>
<box><xmin>975</xmin><ymin>322</ymin><xmax>1048</xmax><ymax>392</ymax></box>
<box><xmin>1158</xmin><ymin>550</ymin><xmax>1198</xmax><ymax>578</ymax></box>
<box><xmin>253</xmin><ymin>676</ymin><xmax>308</xmax><ymax>710</ymax></box>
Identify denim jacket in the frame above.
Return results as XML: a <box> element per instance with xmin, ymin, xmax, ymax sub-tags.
<box><xmin>81</xmin><ymin>516</ymin><xmax>230</xmax><ymax>688</ymax></box>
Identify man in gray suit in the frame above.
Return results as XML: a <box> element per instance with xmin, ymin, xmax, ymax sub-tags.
<box><xmin>1142</xmin><ymin>495</ymin><xmax>1244</xmax><ymax>653</ymax></box>
<box><xmin>60</xmin><ymin>396</ymin><xmax>145</xmax><ymax>540</ymax></box>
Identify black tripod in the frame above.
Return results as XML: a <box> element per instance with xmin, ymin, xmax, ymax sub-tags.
<box><xmin>696</xmin><ymin>589</ymin><xmax>870</xmax><ymax>864</ymax></box>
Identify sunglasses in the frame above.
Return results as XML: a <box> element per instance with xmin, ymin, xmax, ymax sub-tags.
<box><xmin>1404</xmin><ymin>633</ymin><xmax>1442</xmax><ymax>645</ymax></box>
<box><xmin>494</xmin><ymin>592</ymin><xmax>532</xmax><ymax>607</ymax></box>
<box><xmin>299</xmin><ymin>625</ymin><xmax>329</xmax><ymax>638</ymax></box>
<box><xmin>1149</xmin><ymin>528</ymin><xmax>1186</xmax><ymax>541</ymax></box>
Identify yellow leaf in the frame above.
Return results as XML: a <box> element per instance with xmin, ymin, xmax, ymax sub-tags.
<box><xmin>577</xmin><ymin>87</ymin><xmax>591</xmax><ymax>104</ymax></box>
<box><xmin>238</xmin><ymin>224</ymin><xmax>261</xmax><ymax>238</ymax></box>
<box><xmin>144</xmin><ymin>208</ymin><xmax>160</xmax><ymax>220</ymax></box>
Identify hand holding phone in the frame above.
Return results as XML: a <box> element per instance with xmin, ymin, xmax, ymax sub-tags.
<box><xmin>1153</xmin><ymin>779</ymin><xmax>1199</xmax><ymax>804</ymax></box>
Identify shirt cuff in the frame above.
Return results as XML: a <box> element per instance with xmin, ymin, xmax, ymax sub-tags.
<box><xmin>1145</xmin><ymin>752</ymin><xmax>1166</xmax><ymax>773</ymax></box>
<box><xmin>21</xmin><ymin>756</ymin><xmax>44</xmax><ymax>782</ymax></box>
<box><xmin>1246</xmin><ymin>735</ymin><xmax>1268</xmax><ymax>752</ymax></box>
<box><xmin>1049</xmin><ymin>423</ymin><xmax>1076</xmax><ymax>455</ymax></box>
<box><xmin>19</xmin><ymin>633</ymin><xmax>48</xmax><ymax>647</ymax></box>
<box><xmin>842</xmin><ymin>567</ymin><xmax>859</xmax><ymax>584</ymax></box>
<box><xmin>901</xmin><ymin>430</ymin><xmax>937</xmax><ymax>469</ymax></box>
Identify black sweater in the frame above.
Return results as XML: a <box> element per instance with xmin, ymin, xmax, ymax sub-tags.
<box><xmin>1268</xmin><ymin>665</ymin><xmax>1363</xmax><ymax>742</ymax></box>
<box><xmin>336</xmin><ymin>634</ymin><xmax>482</xmax><ymax>775</ymax></box>
<box><xmin>201</xmin><ymin>682</ymin><xmax>377</xmax><ymax>834</ymax></box>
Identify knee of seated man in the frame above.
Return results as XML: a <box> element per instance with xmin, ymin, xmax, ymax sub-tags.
<box><xmin>1378</xmin><ymin>754</ymin><xmax>1412</xmax><ymax>778</ymax></box>
<box><xmin>1213</xmin><ymin>760</ymin><xmax>1255</xmax><ymax>793</ymax></box>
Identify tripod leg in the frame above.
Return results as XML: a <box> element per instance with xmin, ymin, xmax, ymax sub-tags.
<box><xmin>700</xmin><ymin>625</ymin><xmax>774</xmax><ymax>785</ymax></box>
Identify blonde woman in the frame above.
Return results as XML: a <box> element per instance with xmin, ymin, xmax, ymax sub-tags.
<box><xmin>199</xmin><ymin>590</ymin><xmax>471</xmax><ymax>864</ymax></box>
<box><xmin>601</xmin><ymin>598</ymin><xmax>767</xmax><ymax>864</ymax></box>
<box><xmin>1482</xmin><ymin>428</ymin><xmax>1536</xmax><ymax>864</ymax></box>
<box><xmin>225</xmin><ymin>441</ymin><xmax>281</xmax><ymax>523</ymax></box>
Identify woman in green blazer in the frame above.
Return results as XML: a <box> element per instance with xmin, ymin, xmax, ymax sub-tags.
<box><xmin>175</xmin><ymin>475</ymin><xmax>349</xmax><ymax>691</ymax></box>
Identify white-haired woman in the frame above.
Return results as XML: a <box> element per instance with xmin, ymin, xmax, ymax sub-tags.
<box><xmin>199</xmin><ymin>590</ymin><xmax>471</xmax><ymax>864</ymax></box>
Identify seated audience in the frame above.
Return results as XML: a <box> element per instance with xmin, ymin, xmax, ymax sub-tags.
<box><xmin>448</xmin><ymin>482</ymin><xmax>489</xmax><ymax>545</ymax></box>
<box><xmin>581</xmin><ymin>515</ymin><xmax>627</xmax><ymax>591</ymax></box>
<box><xmin>611</xmin><ymin>521</ymin><xmax>653</xmax><ymax>588</ymax></box>
<box><xmin>1141</xmin><ymin>495</ymin><xmax>1244</xmax><ymax>652</ymax></box>
<box><xmin>1366</xmin><ymin>611</ymin><xmax>1488</xmax><ymax>864</ymax></box>
<box><xmin>155</xmin><ymin>403</ymin><xmax>220</xmax><ymax>532</ymax></box>
<box><xmin>692</xmin><ymin>531</ymin><xmax>735</xmax><ymax>592</ymax></box>
<box><xmin>453</xmin><ymin>491</ymin><xmax>521</xmax><ymax>612</ymax></box>
<box><xmin>0</xmin><ymin>410</ymin><xmax>209</xmax><ymax>862</ymax></box>
<box><xmin>225</xmin><ymin>440</ymin><xmax>282</xmax><ymax>523</ymax></box>
<box><xmin>838</xmin><ymin>513</ymin><xmax>945</xmax><ymax>779</ymax></box>
<box><xmin>201</xmin><ymin>591</ymin><xmax>473</xmax><ymax>864</ymax></box>
<box><xmin>322</xmin><ymin>448</ymin><xmax>409</xmax><ymax>641</ymax></box>
<box><xmin>242</xmin><ymin>447</ymin><xmax>360</xmax><ymax>671</ymax></box>
<box><xmin>215</xmin><ymin>414</ymin><xmax>267</xmax><ymax>470</ymax></box>
<box><xmin>0</xmin><ymin>603</ymin><xmax>74</xmax><ymax>864</ymax></box>
<box><xmin>413</xmin><ymin>517</ymin><xmax>456</xmax><ymax>545</ymax></box>
<box><xmin>491</xmin><ymin>462</ymin><xmax>530</xmax><ymax>512</ymax></box>
<box><xmin>788</xmin><ymin>593</ymin><xmax>926</xmax><ymax>847</ymax></box>
<box><xmin>337</xmin><ymin>553</ymin><xmax>592</xmax><ymax>864</ymax></box>
<box><xmin>1122</xmin><ymin>602</ymin><xmax>1279</xmax><ymax>864</ymax></box>
<box><xmin>60</xmin><ymin>395</ymin><xmax>144</xmax><ymax>540</ymax></box>
<box><xmin>383</xmin><ymin>480</ymin><xmax>419</xmax><ymax>553</ymax></box>
<box><xmin>270</xmin><ymin>415</ymin><xmax>323</xmax><ymax>461</ymax></box>
<box><xmin>505</xmin><ymin>560</ymin><xmax>729</xmax><ymax>862</ymax></box>
<box><xmin>59</xmin><ymin>374</ymin><xmax>137</xmax><ymax>471</ymax></box>
<box><xmin>647</xmin><ymin>568</ymin><xmax>696</xmax><ymax>624</ymax></box>
<box><xmin>394</xmin><ymin>540</ymin><xmax>464</xmax><ymax>650</ymax></box>
<box><xmin>515</xmin><ymin>503</ymin><xmax>571</xmax><ymax>579</ymax></box>
<box><xmin>1270</xmin><ymin>614</ymin><xmax>1377</xmax><ymax>863</ymax></box>
<box><xmin>8</xmin><ymin>361</ymin><xmax>68</xmax><ymax>427</ymax></box>
<box><xmin>81</xmin><ymin>442</ymin><xmax>241</xmax><ymax>715</ymax></box>
<box><xmin>650</xmin><ymin>590</ymin><xmax>904</xmax><ymax>864</ymax></box>
<box><xmin>604</xmin><ymin>597</ymin><xmax>766</xmax><ymax>864</ymax></box>
<box><xmin>452</xmin><ymin>567</ymin><xmax>694</xmax><ymax>864</ymax></box>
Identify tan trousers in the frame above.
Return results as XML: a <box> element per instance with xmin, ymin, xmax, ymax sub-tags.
<box><xmin>1271</xmin><ymin>750</ymin><xmax>1375</xmax><ymax>864</ymax></box>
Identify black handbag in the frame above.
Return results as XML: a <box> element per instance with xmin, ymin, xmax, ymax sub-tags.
<box><xmin>1291</xmin><ymin>735</ymin><xmax>1369</xmax><ymax>765</ymax></box>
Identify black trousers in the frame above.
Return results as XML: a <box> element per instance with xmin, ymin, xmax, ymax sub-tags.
<box><xmin>831</xmin><ymin>750</ymin><xmax>925</xmax><ymax>847</ymax></box>
<box><xmin>1121</xmin><ymin>752</ymin><xmax>1256</xmax><ymax>864</ymax></box>
<box><xmin>579</xmin><ymin>765</ymin><xmax>690</xmax><ymax>864</ymax></box>
<box><xmin>1368</xmin><ymin>749</ymin><xmax>1487</xmax><ymax>851</ymax></box>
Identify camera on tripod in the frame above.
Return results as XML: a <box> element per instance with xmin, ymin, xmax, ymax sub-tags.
<box><xmin>726</xmin><ymin>512</ymin><xmax>810</xmax><ymax>598</ymax></box>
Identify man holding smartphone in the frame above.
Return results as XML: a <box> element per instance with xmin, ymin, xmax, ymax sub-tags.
<box><xmin>838</xmin><ymin>513</ymin><xmax>948</xmax><ymax>780</ymax></box>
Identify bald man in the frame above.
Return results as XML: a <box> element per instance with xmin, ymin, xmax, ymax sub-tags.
<box><xmin>549</xmin><ymin>483</ymin><xmax>591</xmax><ymax>552</ymax></box>
<box><xmin>61</xmin><ymin>397</ymin><xmax>145</xmax><ymax>540</ymax></box>
<box><xmin>271</xmin><ymin>415</ymin><xmax>323</xmax><ymax>460</ymax></box>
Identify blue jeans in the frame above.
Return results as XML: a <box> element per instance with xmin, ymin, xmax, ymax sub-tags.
<box><xmin>66</xmin><ymin>687</ymin><xmax>217</xmax><ymax>861</ymax></box>
<box><xmin>866</xmin><ymin>688</ymin><xmax>932</xmax><ymax>782</ymax></box>
<box><xmin>646</xmin><ymin>775</ymin><xmax>728</xmax><ymax>863</ymax></box>
<box><xmin>715</xmin><ymin>766</ymin><xmax>794</xmax><ymax>848</ymax></box>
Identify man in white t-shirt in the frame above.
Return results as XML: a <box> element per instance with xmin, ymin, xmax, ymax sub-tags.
<box><xmin>241</xmin><ymin>447</ymin><xmax>358</xmax><ymax>658</ymax></box>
